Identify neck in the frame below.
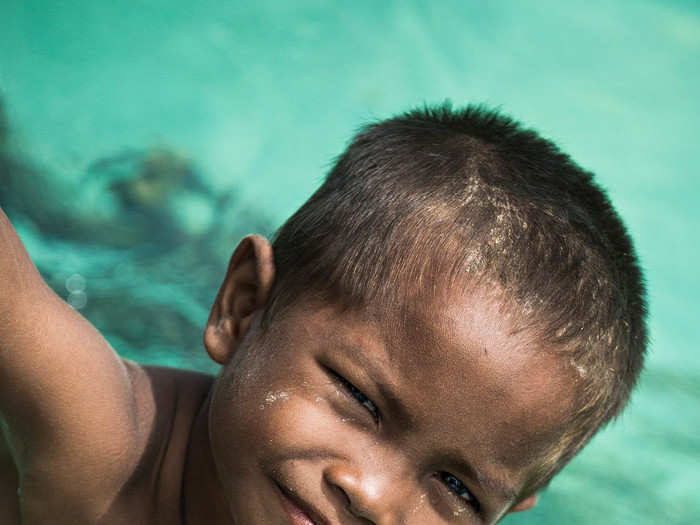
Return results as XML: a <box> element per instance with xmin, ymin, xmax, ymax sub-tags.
<box><xmin>182</xmin><ymin>392</ymin><xmax>233</xmax><ymax>524</ymax></box>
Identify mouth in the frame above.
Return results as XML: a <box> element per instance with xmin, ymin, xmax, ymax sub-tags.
<box><xmin>274</xmin><ymin>481</ymin><xmax>329</xmax><ymax>525</ymax></box>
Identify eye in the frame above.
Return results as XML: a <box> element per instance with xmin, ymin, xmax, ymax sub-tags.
<box><xmin>329</xmin><ymin>369</ymin><xmax>379</xmax><ymax>423</ymax></box>
<box><xmin>438</xmin><ymin>471</ymin><xmax>481</xmax><ymax>513</ymax></box>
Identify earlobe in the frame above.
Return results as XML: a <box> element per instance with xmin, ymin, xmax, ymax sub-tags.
<box><xmin>204</xmin><ymin>235</ymin><xmax>275</xmax><ymax>364</ymax></box>
<box><xmin>509</xmin><ymin>494</ymin><xmax>538</xmax><ymax>513</ymax></box>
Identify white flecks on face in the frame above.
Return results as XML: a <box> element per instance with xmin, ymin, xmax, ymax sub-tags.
<box><xmin>257</xmin><ymin>382</ymin><xmax>336</xmax><ymax>410</ymax></box>
<box><xmin>259</xmin><ymin>390</ymin><xmax>290</xmax><ymax>410</ymax></box>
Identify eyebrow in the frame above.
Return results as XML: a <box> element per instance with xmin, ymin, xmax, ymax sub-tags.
<box><xmin>337</xmin><ymin>342</ymin><xmax>519</xmax><ymax>506</ymax></box>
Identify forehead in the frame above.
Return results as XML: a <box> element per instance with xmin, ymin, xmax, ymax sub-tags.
<box><xmin>280</xmin><ymin>285</ymin><xmax>574</xmax><ymax>486</ymax></box>
<box><xmin>417</xmin><ymin>287</ymin><xmax>574</xmax><ymax>464</ymax></box>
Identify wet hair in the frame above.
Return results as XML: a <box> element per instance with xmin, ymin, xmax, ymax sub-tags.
<box><xmin>265</xmin><ymin>103</ymin><xmax>647</xmax><ymax>495</ymax></box>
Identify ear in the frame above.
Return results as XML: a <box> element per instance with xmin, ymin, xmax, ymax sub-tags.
<box><xmin>203</xmin><ymin>235</ymin><xmax>275</xmax><ymax>364</ymax></box>
<box><xmin>508</xmin><ymin>494</ymin><xmax>538</xmax><ymax>513</ymax></box>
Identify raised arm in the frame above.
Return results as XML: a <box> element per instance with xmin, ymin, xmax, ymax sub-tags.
<box><xmin>0</xmin><ymin>207</ymin><xmax>144</xmax><ymax>518</ymax></box>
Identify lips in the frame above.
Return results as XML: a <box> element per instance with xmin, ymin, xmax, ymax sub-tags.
<box><xmin>274</xmin><ymin>481</ymin><xmax>330</xmax><ymax>525</ymax></box>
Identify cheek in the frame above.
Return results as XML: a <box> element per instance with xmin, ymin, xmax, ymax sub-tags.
<box><xmin>257</xmin><ymin>393</ymin><xmax>347</xmax><ymax>450</ymax></box>
<box><xmin>210</xmin><ymin>367</ymin><xmax>350</xmax><ymax>473</ymax></box>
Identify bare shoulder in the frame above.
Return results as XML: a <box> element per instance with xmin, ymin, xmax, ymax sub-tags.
<box><xmin>98</xmin><ymin>364</ymin><xmax>215</xmax><ymax>524</ymax></box>
<box><xmin>2</xmin><ymin>359</ymin><xmax>214</xmax><ymax>525</ymax></box>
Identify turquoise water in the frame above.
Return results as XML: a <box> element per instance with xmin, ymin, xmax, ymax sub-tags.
<box><xmin>1</xmin><ymin>1</ymin><xmax>698</xmax><ymax>522</ymax></box>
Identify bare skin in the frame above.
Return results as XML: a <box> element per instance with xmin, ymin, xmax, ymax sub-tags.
<box><xmin>0</xmin><ymin>207</ymin><xmax>214</xmax><ymax>524</ymax></box>
<box><xmin>1</xmin><ymin>206</ymin><xmax>570</xmax><ymax>524</ymax></box>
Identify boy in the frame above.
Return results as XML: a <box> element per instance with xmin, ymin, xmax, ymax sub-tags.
<box><xmin>0</xmin><ymin>104</ymin><xmax>646</xmax><ymax>524</ymax></box>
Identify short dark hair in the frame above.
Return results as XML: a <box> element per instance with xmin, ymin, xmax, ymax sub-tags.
<box><xmin>266</xmin><ymin>103</ymin><xmax>647</xmax><ymax>495</ymax></box>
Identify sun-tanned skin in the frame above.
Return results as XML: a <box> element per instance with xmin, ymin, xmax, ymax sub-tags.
<box><xmin>1</xmin><ymin>206</ymin><xmax>567</xmax><ymax>524</ymax></box>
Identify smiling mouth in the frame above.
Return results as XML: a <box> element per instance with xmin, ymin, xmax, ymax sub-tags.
<box><xmin>274</xmin><ymin>481</ymin><xmax>329</xmax><ymax>525</ymax></box>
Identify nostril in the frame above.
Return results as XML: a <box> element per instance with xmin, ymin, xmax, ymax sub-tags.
<box><xmin>332</xmin><ymin>485</ymin><xmax>377</xmax><ymax>524</ymax></box>
<box><xmin>324</xmin><ymin>468</ymin><xmax>375</xmax><ymax>524</ymax></box>
<box><xmin>335</xmin><ymin>484</ymin><xmax>352</xmax><ymax>508</ymax></box>
<box><xmin>326</xmin><ymin>479</ymin><xmax>350</xmax><ymax>509</ymax></box>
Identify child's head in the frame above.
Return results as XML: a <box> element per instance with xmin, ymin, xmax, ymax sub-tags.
<box><xmin>202</xmin><ymin>104</ymin><xmax>647</xmax><ymax>523</ymax></box>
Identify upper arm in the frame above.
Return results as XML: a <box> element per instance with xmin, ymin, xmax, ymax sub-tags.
<box><xmin>0</xmin><ymin>208</ymin><xmax>142</xmax><ymax>511</ymax></box>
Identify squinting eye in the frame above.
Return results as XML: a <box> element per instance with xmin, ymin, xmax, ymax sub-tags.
<box><xmin>330</xmin><ymin>370</ymin><xmax>379</xmax><ymax>422</ymax></box>
<box><xmin>438</xmin><ymin>471</ymin><xmax>480</xmax><ymax>512</ymax></box>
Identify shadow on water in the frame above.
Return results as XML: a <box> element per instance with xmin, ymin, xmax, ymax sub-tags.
<box><xmin>0</xmin><ymin>95</ymin><xmax>273</xmax><ymax>372</ymax></box>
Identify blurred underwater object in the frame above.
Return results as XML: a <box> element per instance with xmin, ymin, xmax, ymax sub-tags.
<box><xmin>1</xmin><ymin>92</ymin><xmax>271</xmax><ymax>249</ymax></box>
<box><xmin>0</xmin><ymin>93</ymin><xmax>271</xmax><ymax>368</ymax></box>
<box><xmin>87</xmin><ymin>146</ymin><xmax>216</xmax><ymax>244</ymax></box>
<box><xmin>0</xmin><ymin>94</ymin><xmax>136</xmax><ymax>244</ymax></box>
<box><xmin>86</xmin><ymin>145</ymin><xmax>273</xmax><ymax>245</ymax></box>
<box><xmin>97</xmin><ymin>147</ymin><xmax>207</xmax><ymax>210</ymax></box>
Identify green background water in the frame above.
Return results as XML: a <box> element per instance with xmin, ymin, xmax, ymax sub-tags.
<box><xmin>1</xmin><ymin>1</ymin><xmax>698</xmax><ymax>523</ymax></box>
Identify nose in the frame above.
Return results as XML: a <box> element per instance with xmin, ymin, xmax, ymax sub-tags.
<box><xmin>323</xmin><ymin>462</ymin><xmax>416</xmax><ymax>525</ymax></box>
